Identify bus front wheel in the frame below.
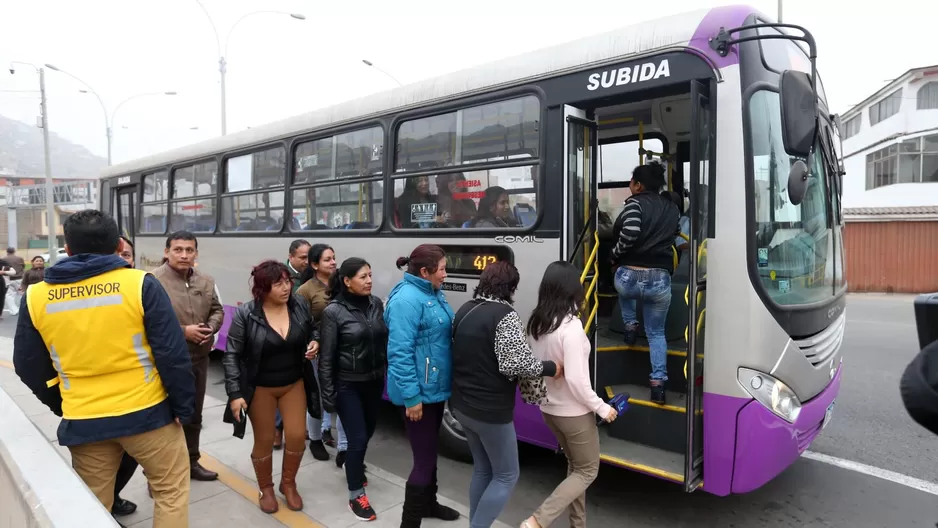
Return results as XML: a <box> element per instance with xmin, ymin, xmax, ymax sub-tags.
<box><xmin>439</xmin><ymin>401</ymin><xmax>472</xmax><ymax>462</ymax></box>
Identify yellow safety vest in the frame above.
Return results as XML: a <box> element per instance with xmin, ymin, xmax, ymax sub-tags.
<box><xmin>26</xmin><ymin>268</ymin><xmax>168</xmax><ymax>420</ymax></box>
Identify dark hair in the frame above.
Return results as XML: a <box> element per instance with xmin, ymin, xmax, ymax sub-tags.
<box><xmin>300</xmin><ymin>243</ymin><xmax>335</xmax><ymax>283</ymax></box>
<box><xmin>165</xmin><ymin>230</ymin><xmax>198</xmax><ymax>250</ymax></box>
<box><xmin>250</xmin><ymin>260</ymin><xmax>291</xmax><ymax>302</ymax></box>
<box><xmin>526</xmin><ymin>261</ymin><xmax>586</xmax><ymax>340</ymax></box>
<box><xmin>6</xmin><ymin>247</ymin><xmax>14</xmax><ymax>254</ymax></box>
<box><xmin>473</xmin><ymin>261</ymin><xmax>520</xmax><ymax>303</ymax></box>
<box><xmin>289</xmin><ymin>239</ymin><xmax>311</xmax><ymax>256</ymax></box>
<box><xmin>477</xmin><ymin>186</ymin><xmax>508</xmax><ymax>217</ymax></box>
<box><xmin>330</xmin><ymin>257</ymin><xmax>371</xmax><ymax>298</ymax></box>
<box><xmin>396</xmin><ymin>244</ymin><xmax>446</xmax><ymax>277</ymax></box>
<box><xmin>120</xmin><ymin>235</ymin><xmax>134</xmax><ymax>250</ymax></box>
<box><xmin>660</xmin><ymin>190</ymin><xmax>684</xmax><ymax>215</ymax></box>
<box><xmin>22</xmin><ymin>268</ymin><xmax>44</xmax><ymax>289</ymax></box>
<box><xmin>63</xmin><ymin>209</ymin><xmax>120</xmax><ymax>255</ymax></box>
<box><xmin>631</xmin><ymin>162</ymin><xmax>666</xmax><ymax>193</ymax></box>
<box><xmin>30</xmin><ymin>255</ymin><xmax>45</xmax><ymax>263</ymax></box>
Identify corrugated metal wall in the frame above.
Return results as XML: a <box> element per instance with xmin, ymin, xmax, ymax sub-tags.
<box><xmin>844</xmin><ymin>221</ymin><xmax>938</xmax><ymax>293</ymax></box>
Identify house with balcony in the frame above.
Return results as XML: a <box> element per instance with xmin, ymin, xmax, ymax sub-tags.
<box><xmin>839</xmin><ymin>64</ymin><xmax>938</xmax><ymax>293</ymax></box>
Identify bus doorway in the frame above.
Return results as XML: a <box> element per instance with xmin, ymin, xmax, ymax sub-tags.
<box><xmin>566</xmin><ymin>81</ymin><xmax>712</xmax><ymax>489</ymax></box>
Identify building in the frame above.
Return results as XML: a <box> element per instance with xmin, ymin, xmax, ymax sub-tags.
<box><xmin>839</xmin><ymin>65</ymin><xmax>938</xmax><ymax>293</ymax></box>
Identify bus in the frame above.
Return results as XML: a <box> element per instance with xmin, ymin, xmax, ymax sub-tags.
<box><xmin>99</xmin><ymin>5</ymin><xmax>846</xmax><ymax>496</ymax></box>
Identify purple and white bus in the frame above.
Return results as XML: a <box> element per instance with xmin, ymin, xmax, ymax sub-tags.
<box><xmin>99</xmin><ymin>5</ymin><xmax>846</xmax><ymax>495</ymax></box>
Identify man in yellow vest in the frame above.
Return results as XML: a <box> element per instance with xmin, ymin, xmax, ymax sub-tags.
<box><xmin>13</xmin><ymin>210</ymin><xmax>195</xmax><ymax>527</ymax></box>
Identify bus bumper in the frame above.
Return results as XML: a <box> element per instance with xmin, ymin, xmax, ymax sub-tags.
<box><xmin>730</xmin><ymin>364</ymin><xmax>843</xmax><ymax>494</ymax></box>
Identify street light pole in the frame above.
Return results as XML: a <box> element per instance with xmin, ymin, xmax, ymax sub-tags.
<box><xmin>38</xmin><ymin>68</ymin><xmax>58</xmax><ymax>264</ymax></box>
<box><xmin>777</xmin><ymin>0</ymin><xmax>783</xmax><ymax>22</ymax></box>
<box><xmin>193</xmin><ymin>1</ymin><xmax>305</xmax><ymax>136</ymax></box>
<box><xmin>362</xmin><ymin>59</ymin><xmax>404</xmax><ymax>87</ymax></box>
<box><xmin>10</xmin><ymin>62</ymin><xmax>58</xmax><ymax>263</ymax></box>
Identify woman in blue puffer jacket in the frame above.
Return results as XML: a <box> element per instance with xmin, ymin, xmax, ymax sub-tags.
<box><xmin>385</xmin><ymin>244</ymin><xmax>461</xmax><ymax>528</ymax></box>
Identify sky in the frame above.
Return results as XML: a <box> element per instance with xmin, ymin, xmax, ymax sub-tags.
<box><xmin>1</xmin><ymin>0</ymin><xmax>935</xmax><ymax>167</ymax></box>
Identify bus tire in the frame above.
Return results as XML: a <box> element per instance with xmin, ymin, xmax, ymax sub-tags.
<box><xmin>438</xmin><ymin>401</ymin><xmax>472</xmax><ymax>463</ymax></box>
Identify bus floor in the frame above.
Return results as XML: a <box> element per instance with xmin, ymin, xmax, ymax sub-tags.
<box><xmin>0</xmin><ymin>356</ymin><xmax>511</xmax><ymax>528</ymax></box>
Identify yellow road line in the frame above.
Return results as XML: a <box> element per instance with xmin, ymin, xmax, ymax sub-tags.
<box><xmin>202</xmin><ymin>453</ymin><xmax>326</xmax><ymax>527</ymax></box>
<box><xmin>0</xmin><ymin>362</ymin><xmax>323</xmax><ymax>527</ymax></box>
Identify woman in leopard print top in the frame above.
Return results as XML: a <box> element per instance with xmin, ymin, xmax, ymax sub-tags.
<box><xmin>450</xmin><ymin>261</ymin><xmax>562</xmax><ymax>528</ymax></box>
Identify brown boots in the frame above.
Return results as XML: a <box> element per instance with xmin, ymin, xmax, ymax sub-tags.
<box><xmin>279</xmin><ymin>448</ymin><xmax>305</xmax><ymax>511</ymax></box>
<box><xmin>251</xmin><ymin>454</ymin><xmax>278</xmax><ymax>514</ymax></box>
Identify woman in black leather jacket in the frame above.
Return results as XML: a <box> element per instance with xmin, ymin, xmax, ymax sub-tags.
<box><xmin>222</xmin><ymin>260</ymin><xmax>322</xmax><ymax>514</ymax></box>
<box><xmin>318</xmin><ymin>257</ymin><xmax>388</xmax><ymax>522</ymax></box>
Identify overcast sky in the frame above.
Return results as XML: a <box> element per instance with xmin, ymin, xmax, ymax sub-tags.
<box><xmin>1</xmin><ymin>0</ymin><xmax>934</xmax><ymax>167</ymax></box>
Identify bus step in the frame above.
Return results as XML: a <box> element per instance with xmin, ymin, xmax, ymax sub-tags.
<box><xmin>602</xmin><ymin>384</ymin><xmax>687</xmax><ymax>455</ymax></box>
<box><xmin>594</xmin><ymin>352</ymin><xmax>688</xmax><ymax>394</ymax></box>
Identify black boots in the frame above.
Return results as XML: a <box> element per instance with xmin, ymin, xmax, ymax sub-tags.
<box><xmin>424</xmin><ymin>470</ymin><xmax>460</xmax><ymax>521</ymax></box>
<box><xmin>400</xmin><ymin>482</ymin><xmax>427</xmax><ymax>528</ymax></box>
<box><xmin>401</xmin><ymin>471</ymin><xmax>461</xmax><ymax>528</ymax></box>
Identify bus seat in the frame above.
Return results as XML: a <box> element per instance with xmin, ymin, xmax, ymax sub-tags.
<box><xmin>462</xmin><ymin>220</ymin><xmax>473</xmax><ymax>228</ymax></box>
<box><xmin>513</xmin><ymin>204</ymin><xmax>536</xmax><ymax>227</ymax></box>
<box><xmin>290</xmin><ymin>217</ymin><xmax>301</xmax><ymax>230</ymax></box>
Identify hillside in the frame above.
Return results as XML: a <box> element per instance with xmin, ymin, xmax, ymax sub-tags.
<box><xmin>0</xmin><ymin>113</ymin><xmax>106</xmax><ymax>180</ymax></box>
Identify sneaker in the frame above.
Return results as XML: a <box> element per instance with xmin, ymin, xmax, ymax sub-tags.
<box><xmin>335</xmin><ymin>450</ymin><xmax>346</xmax><ymax>468</ymax></box>
<box><xmin>322</xmin><ymin>430</ymin><xmax>336</xmax><ymax>448</ymax></box>
<box><xmin>309</xmin><ymin>439</ymin><xmax>330</xmax><ymax>461</ymax></box>
<box><xmin>650</xmin><ymin>381</ymin><xmax>666</xmax><ymax>405</ymax></box>
<box><xmin>623</xmin><ymin>322</ymin><xmax>638</xmax><ymax>346</ymax></box>
<box><xmin>349</xmin><ymin>492</ymin><xmax>377</xmax><ymax>521</ymax></box>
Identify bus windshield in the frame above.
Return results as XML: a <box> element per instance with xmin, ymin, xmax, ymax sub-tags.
<box><xmin>748</xmin><ymin>89</ymin><xmax>834</xmax><ymax>306</ymax></box>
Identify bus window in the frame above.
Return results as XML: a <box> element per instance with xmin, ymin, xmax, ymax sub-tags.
<box><xmin>170</xmin><ymin>160</ymin><xmax>217</xmax><ymax>233</ymax></box>
<box><xmin>392</xmin><ymin>164</ymin><xmax>536</xmax><ymax>229</ymax></box>
<box><xmin>220</xmin><ymin>146</ymin><xmax>286</xmax><ymax>232</ymax></box>
<box><xmin>395</xmin><ymin>95</ymin><xmax>539</xmax><ymax>171</ymax></box>
<box><xmin>291</xmin><ymin>126</ymin><xmax>384</xmax><ymax>231</ymax></box>
<box><xmin>598</xmin><ymin>138</ymin><xmax>663</xmax><ymax>221</ymax></box>
<box><xmin>140</xmin><ymin>170</ymin><xmax>169</xmax><ymax>234</ymax></box>
<box><xmin>291</xmin><ymin>181</ymin><xmax>383</xmax><ymax>230</ymax></box>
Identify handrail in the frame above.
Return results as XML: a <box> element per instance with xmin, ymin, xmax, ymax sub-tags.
<box><xmin>583</xmin><ymin>230</ymin><xmax>600</xmax><ymax>334</ymax></box>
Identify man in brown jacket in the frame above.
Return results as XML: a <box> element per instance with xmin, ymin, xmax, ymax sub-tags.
<box><xmin>153</xmin><ymin>230</ymin><xmax>225</xmax><ymax>481</ymax></box>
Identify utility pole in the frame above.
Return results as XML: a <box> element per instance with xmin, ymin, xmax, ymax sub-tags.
<box><xmin>777</xmin><ymin>0</ymin><xmax>783</xmax><ymax>22</ymax></box>
<box><xmin>38</xmin><ymin>68</ymin><xmax>58</xmax><ymax>264</ymax></box>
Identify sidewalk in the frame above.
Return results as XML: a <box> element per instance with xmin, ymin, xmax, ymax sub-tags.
<box><xmin>0</xmin><ymin>337</ymin><xmax>511</xmax><ymax>528</ymax></box>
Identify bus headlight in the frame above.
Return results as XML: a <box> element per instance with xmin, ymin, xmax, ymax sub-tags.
<box><xmin>737</xmin><ymin>367</ymin><xmax>802</xmax><ymax>424</ymax></box>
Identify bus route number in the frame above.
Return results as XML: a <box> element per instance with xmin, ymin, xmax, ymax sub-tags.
<box><xmin>473</xmin><ymin>255</ymin><xmax>498</xmax><ymax>270</ymax></box>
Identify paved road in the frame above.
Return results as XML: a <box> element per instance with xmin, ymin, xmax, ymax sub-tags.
<box><xmin>3</xmin><ymin>293</ymin><xmax>936</xmax><ymax>526</ymax></box>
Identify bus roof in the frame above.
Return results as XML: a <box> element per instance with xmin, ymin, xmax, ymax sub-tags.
<box><xmin>102</xmin><ymin>5</ymin><xmax>754</xmax><ymax>179</ymax></box>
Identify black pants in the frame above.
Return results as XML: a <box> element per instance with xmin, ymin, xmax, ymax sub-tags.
<box><xmin>114</xmin><ymin>452</ymin><xmax>138</xmax><ymax>498</ymax></box>
<box><xmin>0</xmin><ymin>281</ymin><xmax>7</xmax><ymax>314</ymax></box>
<box><xmin>335</xmin><ymin>379</ymin><xmax>384</xmax><ymax>492</ymax></box>
<box><xmin>183</xmin><ymin>355</ymin><xmax>209</xmax><ymax>462</ymax></box>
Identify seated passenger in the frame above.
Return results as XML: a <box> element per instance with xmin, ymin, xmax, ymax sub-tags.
<box><xmin>396</xmin><ymin>176</ymin><xmax>441</xmax><ymax>228</ymax></box>
<box><xmin>470</xmin><ymin>186</ymin><xmax>519</xmax><ymax>228</ymax></box>
<box><xmin>435</xmin><ymin>173</ymin><xmax>477</xmax><ymax>227</ymax></box>
<box><xmin>609</xmin><ymin>162</ymin><xmax>680</xmax><ymax>404</ymax></box>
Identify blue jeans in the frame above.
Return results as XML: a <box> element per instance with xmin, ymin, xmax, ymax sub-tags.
<box><xmin>615</xmin><ymin>267</ymin><xmax>672</xmax><ymax>381</ymax></box>
<box><xmin>336</xmin><ymin>379</ymin><xmax>384</xmax><ymax>493</ymax></box>
<box><xmin>454</xmin><ymin>409</ymin><xmax>520</xmax><ymax>528</ymax></box>
<box><xmin>307</xmin><ymin>362</ymin><xmax>347</xmax><ymax>449</ymax></box>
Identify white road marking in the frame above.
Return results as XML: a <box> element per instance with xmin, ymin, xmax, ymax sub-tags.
<box><xmin>803</xmin><ymin>450</ymin><xmax>938</xmax><ymax>497</ymax></box>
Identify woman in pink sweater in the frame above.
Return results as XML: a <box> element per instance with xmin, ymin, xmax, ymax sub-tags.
<box><xmin>522</xmin><ymin>261</ymin><xmax>618</xmax><ymax>528</ymax></box>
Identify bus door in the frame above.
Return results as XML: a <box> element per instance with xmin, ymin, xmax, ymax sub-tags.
<box><xmin>684</xmin><ymin>80</ymin><xmax>712</xmax><ymax>491</ymax></box>
<box><xmin>115</xmin><ymin>187</ymin><xmax>137</xmax><ymax>245</ymax></box>
<box><xmin>562</xmin><ymin>105</ymin><xmax>600</xmax><ymax>380</ymax></box>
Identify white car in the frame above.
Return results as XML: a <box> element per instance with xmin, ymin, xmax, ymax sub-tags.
<box><xmin>40</xmin><ymin>248</ymin><xmax>68</xmax><ymax>262</ymax></box>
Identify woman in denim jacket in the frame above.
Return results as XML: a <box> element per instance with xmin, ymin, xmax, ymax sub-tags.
<box><xmin>385</xmin><ymin>244</ymin><xmax>461</xmax><ymax>528</ymax></box>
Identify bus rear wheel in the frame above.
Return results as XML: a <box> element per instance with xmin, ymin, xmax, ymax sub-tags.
<box><xmin>439</xmin><ymin>401</ymin><xmax>472</xmax><ymax>462</ymax></box>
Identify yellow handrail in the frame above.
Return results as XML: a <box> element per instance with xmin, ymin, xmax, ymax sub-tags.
<box><xmin>583</xmin><ymin>230</ymin><xmax>600</xmax><ymax>334</ymax></box>
<box><xmin>579</xmin><ymin>240</ymin><xmax>600</xmax><ymax>284</ymax></box>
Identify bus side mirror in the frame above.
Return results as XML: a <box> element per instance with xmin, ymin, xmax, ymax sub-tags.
<box><xmin>779</xmin><ymin>70</ymin><xmax>818</xmax><ymax>158</ymax></box>
<box><xmin>787</xmin><ymin>159</ymin><xmax>809</xmax><ymax>206</ymax></box>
